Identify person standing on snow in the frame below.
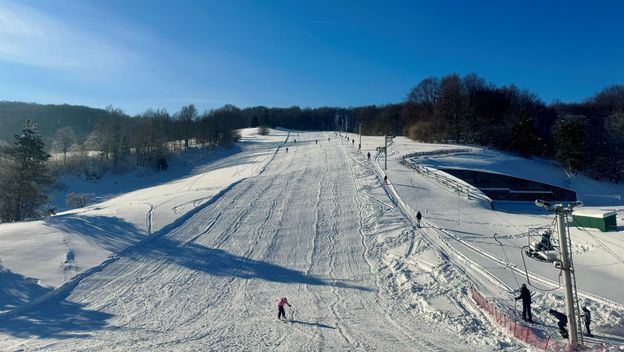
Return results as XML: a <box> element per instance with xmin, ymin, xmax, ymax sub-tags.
<box><xmin>383</xmin><ymin>175</ymin><xmax>388</xmax><ymax>184</ymax></box>
<box><xmin>582</xmin><ymin>307</ymin><xmax>593</xmax><ymax>337</ymax></box>
<box><xmin>277</xmin><ymin>297</ymin><xmax>292</xmax><ymax>320</ymax></box>
<box><xmin>367</xmin><ymin>152</ymin><xmax>371</xmax><ymax>161</ymax></box>
<box><xmin>416</xmin><ymin>211</ymin><xmax>422</xmax><ymax>227</ymax></box>
<box><xmin>515</xmin><ymin>284</ymin><xmax>533</xmax><ymax>323</ymax></box>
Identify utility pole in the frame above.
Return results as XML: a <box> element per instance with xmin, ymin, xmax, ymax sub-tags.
<box><xmin>384</xmin><ymin>135</ymin><xmax>388</xmax><ymax>171</ymax></box>
<box><xmin>535</xmin><ymin>200</ymin><xmax>583</xmax><ymax>348</ymax></box>
<box><xmin>359</xmin><ymin>122</ymin><xmax>362</xmax><ymax>147</ymax></box>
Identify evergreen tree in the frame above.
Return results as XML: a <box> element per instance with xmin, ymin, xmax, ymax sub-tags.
<box><xmin>0</xmin><ymin>121</ymin><xmax>54</xmax><ymax>222</ymax></box>
<box><xmin>554</xmin><ymin>115</ymin><xmax>586</xmax><ymax>174</ymax></box>
<box><xmin>511</xmin><ymin>119</ymin><xmax>539</xmax><ymax>158</ymax></box>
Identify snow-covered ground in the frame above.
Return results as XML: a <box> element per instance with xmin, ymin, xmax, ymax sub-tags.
<box><xmin>0</xmin><ymin>129</ymin><xmax>623</xmax><ymax>351</ymax></box>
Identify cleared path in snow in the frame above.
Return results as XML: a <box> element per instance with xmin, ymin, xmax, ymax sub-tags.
<box><xmin>0</xmin><ymin>133</ymin><xmax>488</xmax><ymax>351</ymax></box>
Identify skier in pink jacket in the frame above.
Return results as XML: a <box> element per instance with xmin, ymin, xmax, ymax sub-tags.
<box><xmin>277</xmin><ymin>297</ymin><xmax>292</xmax><ymax>320</ymax></box>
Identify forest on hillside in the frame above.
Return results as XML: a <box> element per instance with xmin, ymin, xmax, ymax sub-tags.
<box><xmin>1</xmin><ymin>75</ymin><xmax>623</xmax><ymax>183</ymax></box>
<box><xmin>164</xmin><ymin>74</ymin><xmax>623</xmax><ymax>183</ymax></box>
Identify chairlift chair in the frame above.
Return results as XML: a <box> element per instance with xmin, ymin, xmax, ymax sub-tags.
<box><xmin>525</xmin><ymin>228</ymin><xmax>559</xmax><ymax>263</ymax></box>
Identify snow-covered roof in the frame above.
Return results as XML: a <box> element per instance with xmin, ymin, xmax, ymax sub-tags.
<box><xmin>572</xmin><ymin>208</ymin><xmax>617</xmax><ymax>218</ymax></box>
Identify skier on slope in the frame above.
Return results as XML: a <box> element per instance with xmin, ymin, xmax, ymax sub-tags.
<box><xmin>384</xmin><ymin>175</ymin><xmax>388</xmax><ymax>184</ymax></box>
<box><xmin>416</xmin><ymin>211</ymin><xmax>422</xmax><ymax>228</ymax></box>
<box><xmin>515</xmin><ymin>284</ymin><xmax>533</xmax><ymax>323</ymax></box>
<box><xmin>277</xmin><ymin>297</ymin><xmax>292</xmax><ymax>321</ymax></box>
<box><xmin>367</xmin><ymin>152</ymin><xmax>371</xmax><ymax>161</ymax></box>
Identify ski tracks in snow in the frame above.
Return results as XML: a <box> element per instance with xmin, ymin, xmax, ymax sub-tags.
<box><xmin>1</xmin><ymin>132</ymin><xmax>496</xmax><ymax>351</ymax></box>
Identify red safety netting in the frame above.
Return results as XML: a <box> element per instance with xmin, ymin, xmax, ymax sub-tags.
<box><xmin>469</xmin><ymin>287</ymin><xmax>607</xmax><ymax>352</ymax></box>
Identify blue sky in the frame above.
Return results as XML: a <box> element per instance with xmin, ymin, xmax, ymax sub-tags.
<box><xmin>0</xmin><ymin>0</ymin><xmax>622</xmax><ymax>115</ymax></box>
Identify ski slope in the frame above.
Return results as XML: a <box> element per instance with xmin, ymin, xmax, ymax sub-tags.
<box><xmin>2</xmin><ymin>130</ymin><xmax>623</xmax><ymax>351</ymax></box>
<box><xmin>0</xmin><ymin>131</ymin><xmax>506</xmax><ymax>351</ymax></box>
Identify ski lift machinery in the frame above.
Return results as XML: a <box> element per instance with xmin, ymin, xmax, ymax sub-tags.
<box><xmin>525</xmin><ymin>226</ymin><xmax>560</xmax><ymax>263</ymax></box>
<box><xmin>524</xmin><ymin>199</ymin><xmax>583</xmax><ymax>268</ymax></box>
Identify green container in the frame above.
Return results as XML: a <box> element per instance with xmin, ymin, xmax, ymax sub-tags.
<box><xmin>572</xmin><ymin>209</ymin><xmax>617</xmax><ymax>232</ymax></box>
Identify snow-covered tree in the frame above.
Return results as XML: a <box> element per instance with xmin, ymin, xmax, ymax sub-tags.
<box><xmin>0</xmin><ymin>121</ymin><xmax>54</xmax><ymax>222</ymax></box>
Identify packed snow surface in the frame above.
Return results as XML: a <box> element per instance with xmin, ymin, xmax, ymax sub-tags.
<box><xmin>0</xmin><ymin>129</ymin><xmax>623</xmax><ymax>351</ymax></box>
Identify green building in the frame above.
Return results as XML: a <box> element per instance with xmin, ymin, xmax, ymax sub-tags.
<box><xmin>572</xmin><ymin>208</ymin><xmax>617</xmax><ymax>232</ymax></box>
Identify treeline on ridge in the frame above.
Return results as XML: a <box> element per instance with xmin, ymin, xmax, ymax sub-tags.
<box><xmin>198</xmin><ymin>74</ymin><xmax>624</xmax><ymax>183</ymax></box>
<box><xmin>0</xmin><ymin>73</ymin><xmax>623</xmax><ymax>223</ymax></box>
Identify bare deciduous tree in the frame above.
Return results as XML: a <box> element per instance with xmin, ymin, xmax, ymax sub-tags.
<box><xmin>53</xmin><ymin>126</ymin><xmax>77</xmax><ymax>166</ymax></box>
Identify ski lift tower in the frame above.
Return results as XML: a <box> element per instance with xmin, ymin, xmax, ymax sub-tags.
<box><xmin>384</xmin><ymin>135</ymin><xmax>395</xmax><ymax>170</ymax></box>
<box><xmin>534</xmin><ymin>199</ymin><xmax>584</xmax><ymax>349</ymax></box>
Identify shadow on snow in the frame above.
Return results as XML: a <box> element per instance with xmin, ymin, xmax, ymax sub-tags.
<box><xmin>0</xmin><ymin>214</ymin><xmax>142</xmax><ymax>339</ymax></box>
<box><xmin>290</xmin><ymin>320</ymin><xmax>336</xmax><ymax>329</ymax></box>
<box><xmin>47</xmin><ymin>214</ymin><xmax>145</xmax><ymax>253</ymax></box>
<box><xmin>0</xmin><ymin>299</ymin><xmax>113</xmax><ymax>339</ymax></box>
<box><xmin>129</xmin><ymin>235</ymin><xmax>372</xmax><ymax>291</ymax></box>
<box><xmin>0</xmin><ymin>267</ymin><xmax>51</xmax><ymax>314</ymax></box>
<box><xmin>0</xmin><ymin>212</ymin><xmax>369</xmax><ymax>340</ymax></box>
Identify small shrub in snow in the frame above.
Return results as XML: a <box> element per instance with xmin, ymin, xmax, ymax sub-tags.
<box><xmin>44</xmin><ymin>206</ymin><xmax>57</xmax><ymax>216</ymax></box>
<box><xmin>66</xmin><ymin>193</ymin><xmax>95</xmax><ymax>208</ymax></box>
<box><xmin>156</xmin><ymin>158</ymin><xmax>168</xmax><ymax>171</ymax></box>
<box><xmin>257</xmin><ymin>125</ymin><xmax>270</xmax><ymax>135</ymax></box>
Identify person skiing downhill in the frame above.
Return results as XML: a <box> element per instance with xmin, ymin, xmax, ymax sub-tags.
<box><xmin>367</xmin><ymin>152</ymin><xmax>371</xmax><ymax>161</ymax></box>
<box><xmin>515</xmin><ymin>284</ymin><xmax>533</xmax><ymax>323</ymax></box>
<box><xmin>277</xmin><ymin>297</ymin><xmax>292</xmax><ymax>321</ymax></box>
<box><xmin>416</xmin><ymin>211</ymin><xmax>422</xmax><ymax>227</ymax></box>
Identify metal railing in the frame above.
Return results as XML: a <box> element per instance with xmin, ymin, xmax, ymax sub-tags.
<box><xmin>401</xmin><ymin>158</ymin><xmax>493</xmax><ymax>209</ymax></box>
